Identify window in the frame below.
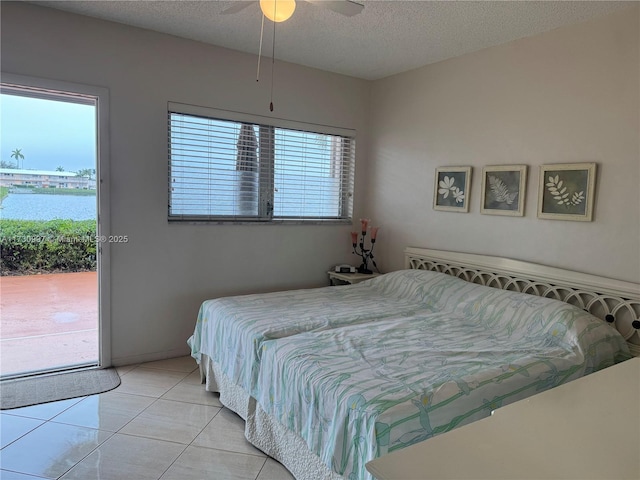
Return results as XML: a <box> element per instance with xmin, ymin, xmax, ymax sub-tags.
<box><xmin>168</xmin><ymin>103</ymin><xmax>355</xmax><ymax>222</ymax></box>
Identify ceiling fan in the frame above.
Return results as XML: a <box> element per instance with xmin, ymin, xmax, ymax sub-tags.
<box><xmin>222</xmin><ymin>0</ymin><xmax>364</xmax><ymax>22</ymax></box>
<box><xmin>226</xmin><ymin>0</ymin><xmax>364</xmax><ymax>112</ymax></box>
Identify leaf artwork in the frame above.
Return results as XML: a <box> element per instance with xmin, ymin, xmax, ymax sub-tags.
<box><xmin>438</xmin><ymin>176</ymin><xmax>465</xmax><ymax>203</ymax></box>
<box><xmin>546</xmin><ymin>175</ymin><xmax>584</xmax><ymax>207</ymax></box>
<box><xmin>488</xmin><ymin>175</ymin><xmax>518</xmax><ymax>205</ymax></box>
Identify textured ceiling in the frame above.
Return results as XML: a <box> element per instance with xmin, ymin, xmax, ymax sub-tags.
<box><xmin>32</xmin><ymin>0</ymin><xmax>634</xmax><ymax>80</ymax></box>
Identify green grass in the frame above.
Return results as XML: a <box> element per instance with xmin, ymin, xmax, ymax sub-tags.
<box><xmin>32</xmin><ymin>187</ymin><xmax>96</xmax><ymax>196</ymax></box>
<box><xmin>0</xmin><ymin>186</ymin><xmax>8</xmax><ymax>203</ymax></box>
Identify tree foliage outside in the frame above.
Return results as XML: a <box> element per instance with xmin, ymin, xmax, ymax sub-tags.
<box><xmin>75</xmin><ymin>168</ymin><xmax>96</xmax><ymax>179</ymax></box>
<box><xmin>0</xmin><ymin>219</ymin><xmax>97</xmax><ymax>275</ymax></box>
<box><xmin>1</xmin><ymin>160</ymin><xmax>18</xmax><ymax>169</ymax></box>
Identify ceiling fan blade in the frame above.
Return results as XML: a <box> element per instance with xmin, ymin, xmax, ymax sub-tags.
<box><xmin>304</xmin><ymin>0</ymin><xmax>364</xmax><ymax>17</ymax></box>
<box><xmin>221</xmin><ymin>1</ymin><xmax>256</xmax><ymax>15</ymax></box>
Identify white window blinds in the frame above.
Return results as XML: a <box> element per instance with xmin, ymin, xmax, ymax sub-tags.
<box><xmin>168</xmin><ymin>104</ymin><xmax>355</xmax><ymax>222</ymax></box>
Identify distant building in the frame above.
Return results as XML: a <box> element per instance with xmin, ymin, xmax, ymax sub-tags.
<box><xmin>0</xmin><ymin>169</ymin><xmax>96</xmax><ymax>189</ymax></box>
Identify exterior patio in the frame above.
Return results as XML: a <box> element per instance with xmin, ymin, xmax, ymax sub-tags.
<box><xmin>0</xmin><ymin>271</ymin><xmax>98</xmax><ymax>378</ymax></box>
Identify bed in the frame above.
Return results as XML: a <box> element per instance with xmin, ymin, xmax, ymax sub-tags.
<box><xmin>188</xmin><ymin>248</ymin><xmax>639</xmax><ymax>480</ymax></box>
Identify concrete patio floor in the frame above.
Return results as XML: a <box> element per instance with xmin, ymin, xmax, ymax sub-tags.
<box><xmin>0</xmin><ymin>271</ymin><xmax>98</xmax><ymax>377</ymax></box>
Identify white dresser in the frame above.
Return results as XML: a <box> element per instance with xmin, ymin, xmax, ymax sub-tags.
<box><xmin>366</xmin><ymin>357</ymin><xmax>640</xmax><ymax>480</ymax></box>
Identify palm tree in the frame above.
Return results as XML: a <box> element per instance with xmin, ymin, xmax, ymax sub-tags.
<box><xmin>10</xmin><ymin>148</ymin><xmax>24</xmax><ymax>169</ymax></box>
<box><xmin>56</xmin><ymin>166</ymin><xmax>65</xmax><ymax>172</ymax></box>
<box><xmin>75</xmin><ymin>168</ymin><xmax>95</xmax><ymax>179</ymax></box>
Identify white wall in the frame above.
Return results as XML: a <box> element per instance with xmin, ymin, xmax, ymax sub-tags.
<box><xmin>3</xmin><ymin>3</ymin><xmax>638</xmax><ymax>366</ymax></box>
<box><xmin>1</xmin><ymin>3</ymin><xmax>371</xmax><ymax>365</ymax></box>
<box><xmin>367</xmin><ymin>6</ymin><xmax>639</xmax><ymax>283</ymax></box>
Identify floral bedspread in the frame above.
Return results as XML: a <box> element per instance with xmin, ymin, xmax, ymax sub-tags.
<box><xmin>252</xmin><ymin>271</ymin><xmax>631</xmax><ymax>480</ymax></box>
<box><xmin>189</xmin><ymin>270</ymin><xmax>446</xmax><ymax>395</ymax></box>
<box><xmin>188</xmin><ymin>269</ymin><xmax>630</xmax><ymax>480</ymax></box>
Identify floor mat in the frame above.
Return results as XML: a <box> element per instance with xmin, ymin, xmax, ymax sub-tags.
<box><xmin>0</xmin><ymin>368</ymin><xmax>120</xmax><ymax>409</ymax></box>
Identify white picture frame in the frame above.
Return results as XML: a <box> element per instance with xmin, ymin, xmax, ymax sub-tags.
<box><xmin>433</xmin><ymin>166</ymin><xmax>472</xmax><ymax>212</ymax></box>
<box><xmin>480</xmin><ymin>165</ymin><xmax>527</xmax><ymax>217</ymax></box>
<box><xmin>537</xmin><ymin>163</ymin><xmax>596</xmax><ymax>222</ymax></box>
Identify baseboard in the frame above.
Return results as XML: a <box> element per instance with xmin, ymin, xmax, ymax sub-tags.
<box><xmin>111</xmin><ymin>346</ymin><xmax>191</xmax><ymax>367</ymax></box>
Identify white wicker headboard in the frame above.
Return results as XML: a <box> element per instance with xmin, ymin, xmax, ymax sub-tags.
<box><xmin>405</xmin><ymin>247</ymin><xmax>640</xmax><ymax>357</ymax></box>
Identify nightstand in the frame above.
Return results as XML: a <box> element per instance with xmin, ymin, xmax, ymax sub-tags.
<box><xmin>328</xmin><ymin>271</ymin><xmax>380</xmax><ymax>286</ymax></box>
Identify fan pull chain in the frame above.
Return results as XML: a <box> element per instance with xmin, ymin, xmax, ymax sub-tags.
<box><xmin>270</xmin><ymin>18</ymin><xmax>276</xmax><ymax>112</ymax></box>
<box><xmin>256</xmin><ymin>4</ymin><xmax>277</xmax><ymax>112</ymax></box>
<box><xmin>256</xmin><ymin>14</ymin><xmax>265</xmax><ymax>82</ymax></box>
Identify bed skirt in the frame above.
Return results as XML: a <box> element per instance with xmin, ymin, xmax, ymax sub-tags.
<box><xmin>198</xmin><ymin>354</ymin><xmax>250</xmax><ymax>420</ymax></box>
<box><xmin>197</xmin><ymin>354</ymin><xmax>342</xmax><ymax>480</ymax></box>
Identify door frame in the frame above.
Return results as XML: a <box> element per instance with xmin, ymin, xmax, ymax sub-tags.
<box><xmin>1</xmin><ymin>72</ymin><xmax>111</xmax><ymax>368</ymax></box>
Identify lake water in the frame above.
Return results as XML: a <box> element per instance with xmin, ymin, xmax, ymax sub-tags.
<box><xmin>0</xmin><ymin>194</ymin><xmax>96</xmax><ymax>221</ymax></box>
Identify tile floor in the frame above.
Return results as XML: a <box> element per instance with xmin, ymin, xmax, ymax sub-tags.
<box><xmin>0</xmin><ymin>356</ymin><xmax>295</xmax><ymax>480</ymax></box>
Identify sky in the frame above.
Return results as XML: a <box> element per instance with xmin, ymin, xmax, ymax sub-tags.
<box><xmin>0</xmin><ymin>93</ymin><xmax>96</xmax><ymax>173</ymax></box>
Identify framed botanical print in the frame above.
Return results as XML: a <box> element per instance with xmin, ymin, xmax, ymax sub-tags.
<box><xmin>433</xmin><ymin>166</ymin><xmax>471</xmax><ymax>212</ymax></box>
<box><xmin>480</xmin><ymin>165</ymin><xmax>527</xmax><ymax>217</ymax></box>
<box><xmin>537</xmin><ymin>163</ymin><xmax>596</xmax><ymax>221</ymax></box>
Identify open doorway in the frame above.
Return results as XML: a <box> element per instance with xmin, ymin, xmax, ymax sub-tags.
<box><xmin>0</xmin><ymin>78</ymin><xmax>109</xmax><ymax>378</ymax></box>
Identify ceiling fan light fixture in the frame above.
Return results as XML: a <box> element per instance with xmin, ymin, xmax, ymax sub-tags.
<box><xmin>260</xmin><ymin>0</ymin><xmax>296</xmax><ymax>22</ymax></box>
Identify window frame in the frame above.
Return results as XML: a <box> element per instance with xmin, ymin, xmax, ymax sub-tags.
<box><xmin>167</xmin><ymin>102</ymin><xmax>356</xmax><ymax>224</ymax></box>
